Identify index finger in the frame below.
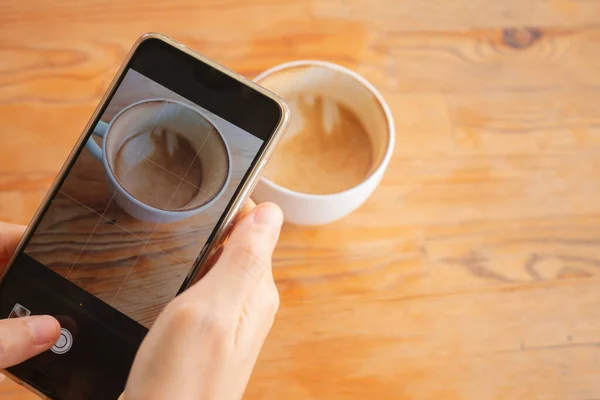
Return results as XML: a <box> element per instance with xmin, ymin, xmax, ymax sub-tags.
<box><xmin>187</xmin><ymin>203</ymin><xmax>282</xmax><ymax>312</ymax></box>
<box><xmin>235</xmin><ymin>198</ymin><xmax>256</xmax><ymax>222</ymax></box>
<box><xmin>189</xmin><ymin>199</ymin><xmax>258</xmax><ymax>281</ymax></box>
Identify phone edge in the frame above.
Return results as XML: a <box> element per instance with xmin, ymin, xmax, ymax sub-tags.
<box><xmin>0</xmin><ymin>33</ymin><xmax>156</xmax><ymax>400</ymax></box>
<box><xmin>0</xmin><ymin>32</ymin><xmax>289</xmax><ymax>398</ymax></box>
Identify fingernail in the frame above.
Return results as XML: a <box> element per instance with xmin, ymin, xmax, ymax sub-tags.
<box><xmin>253</xmin><ymin>204</ymin><xmax>283</xmax><ymax>229</ymax></box>
<box><xmin>25</xmin><ymin>316</ymin><xmax>60</xmax><ymax>345</ymax></box>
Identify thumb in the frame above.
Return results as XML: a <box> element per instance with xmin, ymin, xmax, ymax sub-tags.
<box><xmin>0</xmin><ymin>316</ymin><xmax>60</xmax><ymax>368</ymax></box>
<box><xmin>192</xmin><ymin>203</ymin><xmax>283</xmax><ymax>310</ymax></box>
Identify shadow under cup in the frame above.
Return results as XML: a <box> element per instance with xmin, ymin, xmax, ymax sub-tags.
<box><xmin>103</xmin><ymin>100</ymin><xmax>230</xmax><ymax>221</ymax></box>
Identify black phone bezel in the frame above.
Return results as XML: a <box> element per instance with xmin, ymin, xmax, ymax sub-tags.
<box><xmin>5</xmin><ymin>36</ymin><xmax>283</xmax><ymax>334</ymax></box>
<box><xmin>0</xmin><ymin>35</ymin><xmax>285</xmax><ymax>399</ymax></box>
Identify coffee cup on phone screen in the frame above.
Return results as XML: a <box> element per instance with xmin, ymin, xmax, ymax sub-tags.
<box><xmin>85</xmin><ymin>98</ymin><xmax>231</xmax><ymax>223</ymax></box>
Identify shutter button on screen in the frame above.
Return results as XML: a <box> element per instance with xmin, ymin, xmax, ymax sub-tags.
<box><xmin>51</xmin><ymin>328</ymin><xmax>73</xmax><ymax>355</ymax></box>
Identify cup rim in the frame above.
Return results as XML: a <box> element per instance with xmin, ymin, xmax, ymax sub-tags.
<box><xmin>254</xmin><ymin>60</ymin><xmax>395</xmax><ymax>199</ymax></box>
<box><xmin>101</xmin><ymin>98</ymin><xmax>232</xmax><ymax>215</ymax></box>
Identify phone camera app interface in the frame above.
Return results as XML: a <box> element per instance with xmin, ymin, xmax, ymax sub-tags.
<box><xmin>22</xmin><ymin>69</ymin><xmax>264</xmax><ymax>328</ymax></box>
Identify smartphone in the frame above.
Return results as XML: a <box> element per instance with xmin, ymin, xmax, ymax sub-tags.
<box><xmin>0</xmin><ymin>33</ymin><xmax>288</xmax><ymax>400</ymax></box>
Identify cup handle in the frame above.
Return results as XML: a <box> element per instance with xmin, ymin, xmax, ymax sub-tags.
<box><xmin>85</xmin><ymin>120</ymin><xmax>109</xmax><ymax>161</ymax></box>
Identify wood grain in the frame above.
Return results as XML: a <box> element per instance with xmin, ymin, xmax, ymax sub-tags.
<box><xmin>1</xmin><ymin>0</ymin><xmax>600</xmax><ymax>399</ymax></box>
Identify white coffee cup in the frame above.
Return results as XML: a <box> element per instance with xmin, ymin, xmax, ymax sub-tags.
<box><xmin>252</xmin><ymin>61</ymin><xmax>395</xmax><ymax>226</ymax></box>
<box><xmin>85</xmin><ymin>98</ymin><xmax>231</xmax><ymax>223</ymax></box>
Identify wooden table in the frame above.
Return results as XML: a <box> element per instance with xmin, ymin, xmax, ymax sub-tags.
<box><xmin>1</xmin><ymin>0</ymin><xmax>600</xmax><ymax>398</ymax></box>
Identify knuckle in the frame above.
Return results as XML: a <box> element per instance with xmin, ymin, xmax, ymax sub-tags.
<box><xmin>263</xmin><ymin>280</ymin><xmax>280</xmax><ymax>316</ymax></box>
<box><xmin>232</xmin><ymin>241</ymin><xmax>271</xmax><ymax>278</ymax></box>
<box><xmin>165</xmin><ymin>300</ymin><xmax>234</xmax><ymax>335</ymax></box>
<box><xmin>0</xmin><ymin>337</ymin><xmax>7</xmax><ymax>362</ymax></box>
<box><xmin>201</xmin><ymin>312</ymin><xmax>235</xmax><ymax>335</ymax></box>
<box><xmin>266</xmin><ymin>292</ymin><xmax>280</xmax><ymax>317</ymax></box>
<box><xmin>164</xmin><ymin>300</ymin><xmax>207</xmax><ymax>329</ymax></box>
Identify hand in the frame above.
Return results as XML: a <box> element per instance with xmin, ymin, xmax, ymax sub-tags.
<box><xmin>122</xmin><ymin>201</ymin><xmax>283</xmax><ymax>400</ymax></box>
<box><xmin>0</xmin><ymin>222</ymin><xmax>61</xmax><ymax>370</ymax></box>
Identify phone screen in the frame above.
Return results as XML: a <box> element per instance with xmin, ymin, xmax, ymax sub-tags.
<box><xmin>22</xmin><ymin>66</ymin><xmax>264</xmax><ymax>327</ymax></box>
<box><xmin>0</xmin><ymin>37</ymin><xmax>282</xmax><ymax>399</ymax></box>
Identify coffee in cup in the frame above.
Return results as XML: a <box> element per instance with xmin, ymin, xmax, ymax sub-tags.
<box><xmin>86</xmin><ymin>99</ymin><xmax>231</xmax><ymax>223</ymax></box>
<box><xmin>114</xmin><ymin>126</ymin><xmax>206</xmax><ymax>210</ymax></box>
<box><xmin>262</xmin><ymin>92</ymin><xmax>373</xmax><ymax>195</ymax></box>
<box><xmin>253</xmin><ymin>61</ymin><xmax>395</xmax><ymax>226</ymax></box>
